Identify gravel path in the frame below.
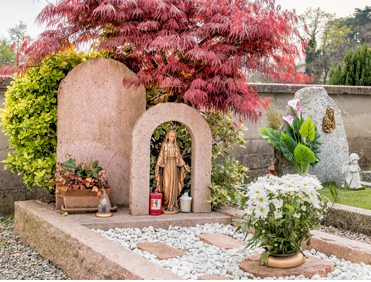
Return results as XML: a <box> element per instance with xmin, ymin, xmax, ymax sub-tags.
<box><xmin>95</xmin><ymin>223</ymin><xmax>371</xmax><ymax>280</ymax></box>
<box><xmin>0</xmin><ymin>222</ymin><xmax>70</xmax><ymax>280</ymax></box>
<box><xmin>2</xmin><ymin>216</ymin><xmax>371</xmax><ymax>280</ymax></box>
<box><xmin>319</xmin><ymin>225</ymin><xmax>371</xmax><ymax>245</ymax></box>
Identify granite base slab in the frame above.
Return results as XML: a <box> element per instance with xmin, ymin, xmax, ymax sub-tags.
<box><xmin>66</xmin><ymin>207</ymin><xmax>231</xmax><ymax>231</ymax></box>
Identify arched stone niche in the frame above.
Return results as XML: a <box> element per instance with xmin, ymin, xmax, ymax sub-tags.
<box><xmin>130</xmin><ymin>103</ymin><xmax>212</xmax><ymax>216</ymax></box>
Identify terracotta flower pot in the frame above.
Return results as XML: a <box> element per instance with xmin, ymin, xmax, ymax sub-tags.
<box><xmin>64</xmin><ymin>188</ymin><xmax>111</xmax><ymax>208</ymax></box>
<box><xmin>268</xmin><ymin>167</ymin><xmax>275</xmax><ymax>175</ymax></box>
<box><xmin>266</xmin><ymin>252</ymin><xmax>305</xmax><ymax>268</ymax></box>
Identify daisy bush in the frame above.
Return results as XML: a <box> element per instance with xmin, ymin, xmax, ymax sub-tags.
<box><xmin>234</xmin><ymin>174</ymin><xmax>329</xmax><ymax>265</ymax></box>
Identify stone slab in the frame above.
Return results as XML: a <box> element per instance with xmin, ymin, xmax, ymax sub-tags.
<box><xmin>360</xmin><ymin>181</ymin><xmax>371</xmax><ymax>188</ymax></box>
<box><xmin>130</xmin><ymin>103</ymin><xmax>212</xmax><ymax>215</ymax></box>
<box><xmin>239</xmin><ymin>253</ymin><xmax>334</xmax><ymax>278</ymax></box>
<box><xmin>275</xmin><ymin>87</ymin><xmax>349</xmax><ymax>186</ymax></box>
<box><xmin>14</xmin><ymin>200</ymin><xmax>181</xmax><ymax>280</ymax></box>
<box><xmin>321</xmin><ymin>203</ymin><xmax>371</xmax><ymax>236</ymax></box>
<box><xmin>196</xmin><ymin>233</ymin><xmax>245</xmax><ymax>249</ymax></box>
<box><xmin>362</xmin><ymin>171</ymin><xmax>371</xmax><ymax>182</ymax></box>
<box><xmin>137</xmin><ymin>242</ymin><xmax>186</xmax><ymax>260</ymax></box>
<box><xmin>199</xmin><ymin>275</ymin><xmax>232</xmax><ymax>280</ymax></box>
<box><xmin>57</xmin><ymin>58</ymin><xmax>146</xmax><ymax>209</ymax></box>
<box><xmin>306</xmin><ymin>230</ymin><xmax>371</xmax><ymax>264</ymax></box>
<box><xmin>67</xmin><ymin>207</ymin><xmax>231</xmax><ymax>231</ymax></box>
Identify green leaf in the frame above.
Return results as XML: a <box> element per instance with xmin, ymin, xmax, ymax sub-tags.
<box><xmin>243</xmin><ymin>174</ymin><xmax>248</xmax><ymax>185</ymax></box>
<box><xmin>230</xmin><ymin>191</ymin><xmax>236</xmax><ymax>201</ymax></box>
<box><xmin>294</xmin><ymin>143</ymin><xmax>316</xmax><ymax>164</ymax></box>
<box><xmin>266</xmin><ymin>128</ymin><xmax>282</xmax><ymax>150</ymax></box>
<box><xmin>300</xmin><ymin>117</ymin><xmax>315</xmax><ymax>141</ymax></box>
<box><xmin>218</xmin><ymin>194</ymin><xmax>228</xmax><ymax>200</ymax></box>
<box><xmin>285</xmin><ymin>204</ymin><xmax>295</xmax><ymax>211</ymax></box>
<box><xmin>75</xmin><ymin>169</ymin><xmax>83</xmax><ymax>177</ymax></box>
<box><xmin>86</xmin><ymin>170</ymin><xmax>93</xmax><ymax>177</ymax></box>
<box><xmin>241</xmin><ymin>197</ymin><xmax>246</xmax><ymax>205</ymax></box>
<box><xmin>62</xmin><ymin>159</ymin><xmax>77</xmax><ymax>169</ymax></box>
<box><xmin>286</xmin><ymin>124</ymin><xmax>295</xmax><ymax>140</ymax></box>
<box><xmin>310</xmin><ymin>128</ymin><xmax>322</xmax><ymax>168</ymax></box>
<box><xmin>60</xmin><ymin>212</ymin><xmax>68</xmax><ymax>216</ymax></box>
<box><xmin>260</xmin><ymin>252</ymin><xmax>270</xmax><ymax>266</ymax></box>
<box><xmin>279</xmin><ymin>132</ymin><xmax>297</xmax><ymax>162</ymax></box>
<box><xmin>90</xmin><ymin>160</ymin><xmax>99</xmax><ymax>169</ymax></box>
<box><xmin>258</xmin><ymin>128</ymin><xmax>271</xmax><ymax>144</ymax></box>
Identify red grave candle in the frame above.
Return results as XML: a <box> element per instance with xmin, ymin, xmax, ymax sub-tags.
<box><xmin>149</xmin><ymin>189</ymin><xmax>163</xmax><ymax>216</ymax></box>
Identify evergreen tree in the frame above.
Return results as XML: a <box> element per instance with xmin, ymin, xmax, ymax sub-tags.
<box><xmin>328</xmin><ymin>43</ymin><xmax>371</xmax><ymax>86</ymax></box>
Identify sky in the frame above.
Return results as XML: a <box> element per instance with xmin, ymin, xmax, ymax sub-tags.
<box><xmin>0</xmin><ymin>0</ymin><xmax>370</xmax><ymax>39</ymax></box>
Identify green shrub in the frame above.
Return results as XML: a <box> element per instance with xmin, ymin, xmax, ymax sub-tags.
<box><xmin>0</xmin><ymin>50</ymin><xmax>102</xmax><ymax>191</ymax></box>
<box><xmin>328</xmin><ymin>43</ymin><xmax>371</xmax><ymax>86</ymax></box>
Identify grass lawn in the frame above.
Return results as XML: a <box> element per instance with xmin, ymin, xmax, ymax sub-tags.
<box><xmin>318</xmin><ymin>182</ymin><xmax>371</xmax><ymax>210</ymax></box>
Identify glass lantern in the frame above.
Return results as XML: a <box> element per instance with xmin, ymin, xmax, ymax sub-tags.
<box><xmin>96</xmin><ymin>189</ymin><xmax>113</xmax><ymax>217</ymax></box>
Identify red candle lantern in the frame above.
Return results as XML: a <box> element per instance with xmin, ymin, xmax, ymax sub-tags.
<box><xmin>149</xmin><ymin>189</ymin><xmax>163</xmax><ymax>216</ymax></box>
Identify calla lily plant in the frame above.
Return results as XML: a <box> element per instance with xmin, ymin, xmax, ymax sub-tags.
<box><xmin>259</xmin><ymin>99</ymin><xmax>322</xmax><ymax>174</ymax></box>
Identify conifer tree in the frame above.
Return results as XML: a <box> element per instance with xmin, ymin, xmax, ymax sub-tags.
<box><xmin>328</xmin><ymin>43</ymin><xmax>371</xmax><ymax>86</ymax></box>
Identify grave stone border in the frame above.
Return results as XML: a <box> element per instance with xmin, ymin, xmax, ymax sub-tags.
<box><xmin>130</xmin><ymin>103</ymin><xmax>212</xmax><ymax>216</ymax></box>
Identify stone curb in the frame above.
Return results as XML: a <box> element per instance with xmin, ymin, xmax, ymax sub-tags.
<box><xmin>247</xmin><ymin>83</ymin><xmax>371</xmax><ymax>95</ymax></box>
<box><xmin>306</xmin><ymin>230</ymin><xmax>371</xmax><ymax>264</ymax></box>
<box><xmin>321</xmin><ymin>203</ymin><xmax>371</xmax><ymax>236</ymax></box>
<box><xmin>14</xmin><ymin>201</ymin><xmax>182</xmax><ymax>280</ymax></box>
<box><xmin>217</xmin><ymin>206</ymin><xmax>371</xmax><ymax>264</ymax></box>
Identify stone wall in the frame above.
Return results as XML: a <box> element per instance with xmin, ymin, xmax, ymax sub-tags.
<box><xmin>234</xmin><ymin>84</ymin><xmax>371</xmax><ymax>180</ymax></box>
<box><xmin>0</xmin><ymin>80</ymin><xmax>50</xmax><ymax>216</ymax></box>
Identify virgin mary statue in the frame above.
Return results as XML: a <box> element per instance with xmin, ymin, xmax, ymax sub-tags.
<box><xmin>155</xmin><ymin>129</ymin><xmax>190</xmax><ymax>214</ymax></box>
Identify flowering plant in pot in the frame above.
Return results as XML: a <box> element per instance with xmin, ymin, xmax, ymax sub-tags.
<box><xmin>234</xmin><ymin>174</ymin><xmax>328</xmax><ymax>266</ymax></box>
<box><xmin>259</xmin><ymin>99</ymin><xmax>322</xmax><ymax>174</ymax></box>
<box><xmin>50</xmin><ymin>158</ymin><xmax>110</xmax><ymax>208</ymax></box>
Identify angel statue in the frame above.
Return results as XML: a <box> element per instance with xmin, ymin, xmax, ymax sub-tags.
<box><xmin>342</xmin><ymin>153</ymin><xmax>362</xmax><ymax>189</ymax></box>
<box><xmin>155</xmin><ymin>128</ymin><xmax>190</xmax><ymax>214</ymax></box>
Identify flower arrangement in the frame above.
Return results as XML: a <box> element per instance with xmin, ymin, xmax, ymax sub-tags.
<box><xmin>50</xmin><ymin>158</ymin><xmax>109</xmax><ymax>198</ymax></box>
<box><xmin>259</xmin><ymin>99</ymin><xmax>322</xmax><ymax>174</ymax></box>
<box><xmin>234</xmin><ymin>174</ymin><xmax>328</xmax><ymax>265</ymax></box>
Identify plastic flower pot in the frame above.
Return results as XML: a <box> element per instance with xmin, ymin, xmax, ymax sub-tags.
<box><xmin>64</xmin><ymin>188</ymin><xmax>111</xmax><ymax>208</ymax></box>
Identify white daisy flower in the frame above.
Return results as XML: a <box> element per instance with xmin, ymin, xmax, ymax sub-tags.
<box><xmin>245</xmin><ymin>206</ymin><xmax>254</xmax><ymax>215</ymax></box>
<box><xmin>301</xmin><ymin>206</ymin><xmax>307</xmax><ymax>212</ymax></box>
<box><xmin>274</xmin><ymin>211</ymin><xmax>283</xmax><ymax>219</ymax></box>
<box><xmin>250</xmin><ymin>186</ymin><xmax>267</xmax><ymax>198</ymax></box>
<box><xmin>272</xmin><ymin>199</ymin><xmax>283</xmax><ymax>209</ymax></box>
<box><xmin>293</xmin><ymin>212</ymin><xmax>300</xmax><ymax>219</ymax></box>
<box><xmin>256</xmin><ymin>196</ymin><xmax>269</xmax><ymax>207</ymax></box>
<box><xmin>255</xmin><ymin>206</ymin><xmax>269</xmax><ymax>219</ymax></box>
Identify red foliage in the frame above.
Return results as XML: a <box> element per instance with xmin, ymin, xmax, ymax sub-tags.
<box><xmin>3</xmin><ymin>0</ymin><xmax>311</xmax><ymax>122</ymax></box>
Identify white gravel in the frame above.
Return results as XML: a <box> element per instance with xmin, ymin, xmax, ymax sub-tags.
<box><xmin>94</xmin><ymin>223</ymin><xmax>371</xmax><ymax>280</ymax></box>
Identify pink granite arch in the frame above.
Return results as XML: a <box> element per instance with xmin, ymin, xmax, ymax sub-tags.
<box><xmin>130</xmin><ymin>103</ymin><xmax>212</xmax><ymax>216</ymax></box>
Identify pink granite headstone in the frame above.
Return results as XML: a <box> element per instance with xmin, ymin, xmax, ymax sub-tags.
<box><xmin>57</xmin><ymin>58</ymin><xmax>146</xmax><ymax>209</ymax></box>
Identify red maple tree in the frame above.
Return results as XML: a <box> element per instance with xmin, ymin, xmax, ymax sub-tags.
<box><xmin>3</xmin><ymin>0</ymin><xmax>311</xmax><ymax>121</ymax></box>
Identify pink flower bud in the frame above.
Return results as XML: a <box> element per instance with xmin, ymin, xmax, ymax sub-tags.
<box><xmin>288</xmin><ymin>99</ymin><xmax>300</xmax><ymax>110</ymax></box>
<box><xmin>283</xmin><ymin>115</ymin><xmax>295</xmax><ymax>127</ymax></box>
